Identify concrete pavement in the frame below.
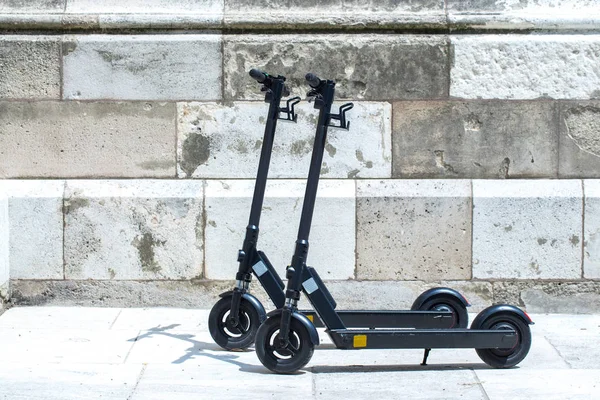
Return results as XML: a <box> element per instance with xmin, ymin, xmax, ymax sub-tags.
<box><xmin>0</xmin><ymin>307</ymin><xmax>599</xmax><ymax>399</ymax></box>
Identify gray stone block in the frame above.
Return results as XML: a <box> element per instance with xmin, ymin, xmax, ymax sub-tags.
<box><xmin>63</xmin><ymin>35</ymin><xmax>222</xmax><ymax>100</ymax></box>
<box><xmin>492</xmin><ymin>281</ymin><xmax>600</xmax><ymax>314</ymax></box>
<box><xmin>0</xmin><ymin>0</ymin><xmax>64</xmax><ymax>12</ymax></box>
<box><xmin>451</xmin><ymin>35</ymin><xmax>600</xmax><ymax>99</ymax></box>
<box><xmin>356</xmin><ymin>180</ymin><xmax>472</xmax><ymax>281</ymax></box>
<box><xmin>177</xmin><ymin>102</ymin><xmax>391</xmax><ymax>178</ymax></box>
<box><xmin>473</xmin><ymin>180</ymin><xmax>583</xmax><ymax>280</ymax></box>
<box><xmin>558</xmin><ymin>101</ymin><xmax>600</xmax><ymax>178</ymax></box>
<box><xmin>224</xmin><ymin>35</ymin><xmax>449</xmax><ymax>100</ymax></box>
<box><xmin>64</xmin><ymin>180</ymin><xmax>204</xmax><ymax>280</ymax></box>
<box><xmin>0</xmin><ymin>101</ymin><xmax>176</xmax><ymax>178</ymax></box>
<box><xmin>204</xmin><ymin>180</ymin><xmax>355</xmax><ymax>280</ymax></box>
<box><xmin>0</xmin><ymin>181</ymin><xmax>64</xmax><ymax>280</ymax></box>
<box><xmin>393</xmin><ymin>101</ymin><xmax>558</xmax><ymax>178</ymax></box>
<box><xmin>584</xmin><ymin>180</ymin><xmax>600</xmax><ymax>279</ymax></box>
<box><xmin>0</xmin><ymin>36</ymin><xmax>60</xmax><ymax>99</ymax></box>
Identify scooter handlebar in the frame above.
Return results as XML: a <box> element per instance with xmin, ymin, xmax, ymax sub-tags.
<box><xmin>249</xmin><ymin>68</ymin><xmax>268</xmax><ymax>83</ymax></box>
<box><xmin>305</xmin><ymin>73</ymin><xmax>322</xmax><ymax>88</ymax></box>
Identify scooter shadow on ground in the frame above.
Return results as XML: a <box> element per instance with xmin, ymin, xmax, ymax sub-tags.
<box><xmin>309</xmin><ymin>362</ymin><xmax>499</xmax><ymax>374</ymax></box>
<box><xmin>126</xmin><ymin>324</ymin><xmax>304</xmax><ymax>375</ymax></box>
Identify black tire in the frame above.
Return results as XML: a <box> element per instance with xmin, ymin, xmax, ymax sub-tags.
<box><xmin>417</xmin><ymin>295</ymin><xmax>469</xmax><ymax>328</ymax></box>
<box><xmin>255</xmin><ymin>315</ymin><xmax>315</xmax><ymax>374</ymax></box>
<box><xmin>208</xmin><ymin>296</ymin><xmax>264</xmax><ymax>351</ymax></box>
<box><xmin>472</xmin><ymin>312</ymin><xmax>532</xmax><ymax>368</ymax></box>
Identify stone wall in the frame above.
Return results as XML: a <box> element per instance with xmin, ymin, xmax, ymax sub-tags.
<box><xmin>2</xmin><ymin>0</ymin><xmax>600</xmax><ymax>313</ymax></box>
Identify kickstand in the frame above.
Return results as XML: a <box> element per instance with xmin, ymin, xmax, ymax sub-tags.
<box><xmin>421</xmin><ymin>348</ymin><xmax>431</xmax><ymax>366</ymax></box>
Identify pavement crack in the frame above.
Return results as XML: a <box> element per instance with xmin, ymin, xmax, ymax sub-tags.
<box><xmin>127</xmin><ymin>363</ymin><xmax>148</xmax><ymax>400</ymax></box>
<box><xmin>109</xmin><ymin>309</ymin><xmax>123</xmax><ymax>330</ymax></box>
<box><xmin>311</xmin><ymin>367</ymin><xmax>317</xmax><ymax>399</ymax></box>
<box><xmin>544</xmin><ymin>334</ymin><xmax>573</xmax><ymax>368</ymax></box>
<box><xmin>471</xmin><ymin>369</ymin><xmax>491</xmax><ymax>400</ymax></box>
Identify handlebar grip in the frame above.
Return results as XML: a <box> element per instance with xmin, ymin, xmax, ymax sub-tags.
<box><xmin>249</xmin><ymin>68</ymin><xmax>267</xmax><ymax>83</ymax></box>
<box><xmin>305</xmin><ymin>73</ymin><xmax>321</xmax><ymax>88</ymax></box>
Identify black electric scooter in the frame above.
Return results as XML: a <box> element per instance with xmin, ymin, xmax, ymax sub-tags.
<box><xmin>254</xmin><ymin>73</ymin><xmax>534</xmax><ymax>373</ymax></box>
<box><xmin>209</xmin><ymin>69</ymin><xmax>473</xmax><ymax>351</ymax></box>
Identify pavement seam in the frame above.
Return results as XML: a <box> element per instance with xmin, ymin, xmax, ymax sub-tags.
<box><xmin>544</xmin><ymin>334</ymin><xmax>573</xmax><ymax>368</ymax></box>
<box><xmin>123</xmin><ymin>330</ymin><xmax>141</xmax><ymax>364</ymax></box>
<box><xmin>109</xmin><ymin>309</ymin><xmax>123</xmax><ymax>330</ymax></box>
<box><xmin>471</xmin><ymin>369</ymin><xmax>491</xmax><ymax>400</ymax></box>
<box><xmin>127</xmin><ymin>363</ymin><xmax>148</xmax><ymax>400</ymax></box>
<box><xmin>311</xmin><ymin>367</ymin><xmax>317</xmax><ymax>399</ymax></box>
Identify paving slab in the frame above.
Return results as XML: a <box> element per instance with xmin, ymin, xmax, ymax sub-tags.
<box><xmin>0</xmin><ymin>306</ymin><xmax>120</xmax><ymax>330</ymax></box>
<box><xmin>110</xmin><ymin>308</ymin><xmax>209</xmax><ymax>331</ymax></box>
<box><xmin>0</xmin><ymin>363</ymin><xmax>143</xmax><ymax>400</ymax></box>
<box><xmin>0</xmin><ymin>328</ymin><xmax>139</xmax><ymax>364</ymax></box>
<box><xmin>476</xmin><ymin>369</ymin><xmax>600</xmax><ymax>400</ymax></box>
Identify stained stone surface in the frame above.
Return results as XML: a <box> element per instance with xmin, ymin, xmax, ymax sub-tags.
<box><xmin>473</xmin><ymin>180</ymin><xmax>583</xmax><ymax>280</ymax></box>
<box><xmin>559</xmin><ymin>101</ymin><xmax>600</xmax><ymax>178</ymax></box>
<box><xmin>63</xmin><ymin>180</ymin><xmax>204</xmax><ymax>280</ymax></box>
<box><xmin>177</xmin><ymin>101</ymin><xmax>391</xmax><ymax>179</ymax></box>
<box><xmin>356</xmin><ymin>180</ymin><xmax>472</xmax><ymax>281</ymax></box>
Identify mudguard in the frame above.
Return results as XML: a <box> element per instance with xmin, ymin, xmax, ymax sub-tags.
<box><xmin>267</xmin><ymin>309</ymin><xmax>320</xmax><ymax>346</ymax></box>
<box><xmin>471</xmin><ymin>304</ymin><xmax>534</xmax><ymax>328</ymax></box>
<box><xmin>218</xmin><ymin>291</ymin><xmax>267</xmax><ymax>322</ymax></box>
<box><xmin>411</xmin><ymin>287</ymin><xmax>470</xmax><ymax>310</ymax></box>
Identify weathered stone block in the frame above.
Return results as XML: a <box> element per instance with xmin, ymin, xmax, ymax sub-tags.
<box><xmin>393</xmin><ymin>101</ymin><xmax>558</xmax><ymax>178</ymax></box>
<box><xmin>66</xmin><ymin>0</ymin><xmax>223</xmax><ymax>14</ymax></box>
<box><xmin>473</xmin><ymin>180</ymin><xmax>583</xmax><ymax>280</ymax></box>
<box><xmin>558</xmin><ymin>101</ymin><xmax>600</xmax><ymax>178</ymax></box>
<box><xmin>451</xmin><ymin>35</ymin><xmax>600</xmax><ymax>99</ymax></box>
<box><xmin>0</xmin><ymin>181</ymin><xmax>64</xmax><ymax>280</ymax></box>
<box><xmin>0</xmin><ymin>36</ymin><xmax>60</xmax><ymax>99</ymax></box>
<box><xmin>356</xmin><ymin>180</ymin><xmax>472</xmax><ymax>281</ymax></box>
<box><xmin>64</xmin><ymin>180</ymin><xmax>204</xmax><ymax>280</ymax></box>
<box><xmin>204</xmin><ymin>180</ymin><xmax>355</xmax><ymax>280</ymax></box>
<box><xmin>63</xmin><ymin>35</ymin><xmax>222</xmax><ymax>100</ymax></box>
<box><xmin>224</xmin><ymin>35</ymin><xmax>449</xmax><ymax>100</ymax></box>
<box><xmin>0</xmin><ymin>102</ymin><xmax>176</xmax><ymax>178</ymax></box>
<box><xmin>0</xmin><ymin>191</ymin><xmax>8</xmax><ymax>303</ymax></box>
<box><xmin>177</xmin><ymin>102</ymin><xmax>391</xmax><ymax>179</ymax></box>
<box><xmin>584</xmin><ymin>180</ymin><xmax>600</xmax><ymax>279</ymax></box>
<box><xmin>224</xmin><ymin>1</ymin><xmax>446</xmax><ymax>28</ymax></box>
<box><xmin>0</xmin><ymin>0</ymin><xmax>64</xmax><ymax>13</ymax></box>
<box><xmin>493</xmin><ymin>281</ymin><xmax>600</xmax><ymax>314</ymax></box>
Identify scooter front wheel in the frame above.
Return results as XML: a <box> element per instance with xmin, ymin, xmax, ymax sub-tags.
<box><xmin>415</xmin><ymin>294</ymin><xmax>469</xmax><ymax>329</ymax></box>
<box><xmin>472</xmin><ymin>311</ymin><xmax>532</xmax><ymax>368</ymax></box>
<box><xmin>208</xmin><ymin>296</ymin><xmax>263</xmax><ymax>350</ymax></box>
<box><xmin>255</xmin><ymin>315</ymin><xmax>315</xmax><ymax>374</ymax></box>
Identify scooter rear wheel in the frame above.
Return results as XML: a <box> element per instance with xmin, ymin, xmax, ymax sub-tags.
<box><xmin>208</xmin><ymin>296</ymin><xmax>263</xmax><ymax>350</ymax></box>
<box><xmin>255</xmin><ymin>315</ymin><xmax>315</xmax><ymax>374</ymax></box>
<box><xmin>472</xmin><ymin>312</ymin><xmax>532</xmax><ymax>368</ymax></box>
<box><xmin>416</xmin><ymin>295</ymin><xmax>469</xmax><ymax>328</ymax></box>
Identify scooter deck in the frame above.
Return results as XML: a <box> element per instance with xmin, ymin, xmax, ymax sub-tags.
<box><xmin>327</xmin><ymin>328</ymin><xmax>518</xmax><ymax>350</ymax></box>
<box><xmin>300</xmin><ymin>310</ymin><xmax>454</xmax><ymax>329</ymax></box>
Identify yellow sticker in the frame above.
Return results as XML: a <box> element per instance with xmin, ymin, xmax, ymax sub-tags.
<box><xmin>353</xmin><ymin>334</ymin><xmax>367</xmax><ymax>348</ymax></box>
<box><xmin>306</xmin><ymin>315</ymin><xmax>314</xmax><ymax>323</ymax></box>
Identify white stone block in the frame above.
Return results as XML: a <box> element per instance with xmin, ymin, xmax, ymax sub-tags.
<box><xmin>177</xmin><ymin>101</ymin><xmax>391</xmax><ymax>179</ymax></box>
<box><xmin>473</xmin><ymin>180</ymin><xmax>583</xmax><ymax>279</ymax></box>
<box><xmin>0</xmin><ymin>190</ymin><xmax>8</xmax><ymax>300</ymax></box>
<box><xmin>451</xmin><ymin>35</ymin><xmax>600</xmax><ymax>99</ymax></box>
<box><xmin>63</xmin><ymin>35</ymin><xmax>222</xmax><ymax>100</ymax></box>
<box><xmin>204</xmin><ymin>179</ymin><xmax>355</xmax><ymax>280</ymax></box>
<box><xmin>356</xmin><ymin>180</ymin><xmax>472</xmax><ymax>281</ymax></box>
<box><xmin>0</xmin><ymin>180</ymin><xmax>64</xmax><ymax>280</ymax></box>
<box><xmin>64</xmin><ymin>180</ymin><xmax>204</xmax><ymax>280</ymax></box>
<box><xmin>583</xmin><ymin>180</ymin><xmax>600</xmax><ymax>278</ymax></box>
<box><xmin>66</xmin><ymin>0</ymin><xmax>223</xmax><ymax>14</ymax></box>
